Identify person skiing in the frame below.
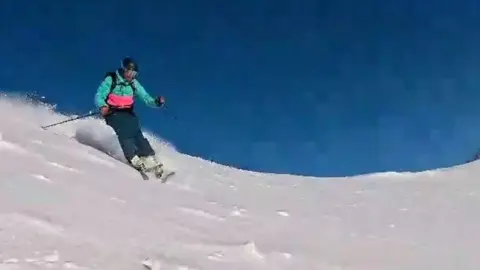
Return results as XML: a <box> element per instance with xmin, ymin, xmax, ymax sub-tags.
<box><xmin>94</xmin><ymin>57</ymin><xmax>166</xmax><ymax>174</ymax></box>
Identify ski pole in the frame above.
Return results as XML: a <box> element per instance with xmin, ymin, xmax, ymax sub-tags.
<box><xmin>161</xmin><ymin>105</ymin><xmax>178</xmax><ymax>121</ymax></box>
<box><xmin>41</xmin><ymin>111</ymin><xmax>99</xmax><ymax>130</ymax></box>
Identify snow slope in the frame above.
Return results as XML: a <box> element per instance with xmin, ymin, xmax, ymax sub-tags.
<box><xmin>0</xmin><ymin>95</ymin><xmax>479</xmax><ymax>270</ymax></box>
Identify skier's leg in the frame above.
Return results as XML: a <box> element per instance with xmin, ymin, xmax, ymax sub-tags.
<box><xmin>134</xmin><ymin>130</ymin><xmax>162</xmax><ymax>171</ymax></box>
<box><xmin>125</xmin><ymin>112</ymin><xmax>155</xmax><ymax>158</ymax></box>
<box><xmin>105</xmin><ymin>111</ymin><xmax>140</xmax><ymax>165</ymax></box>
<box><xmin>134</xmin><ymin>130</ymin><xmax>156</xmax><ymax>157</ymax></box>
<box><xmin>117</xmin><ymin>137</ymin><xmax>136</xmax><ymax>161</ymax></box>
<box><xmin>129</xmin><ymin>116</ymin><xmax>162</xmax><ymax>171</ymax></box>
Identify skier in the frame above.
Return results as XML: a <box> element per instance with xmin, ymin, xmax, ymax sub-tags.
<box><xmin>94</xmin><ymin>57</ymin><xmax>166</xmax><ymax>174</ymax></box>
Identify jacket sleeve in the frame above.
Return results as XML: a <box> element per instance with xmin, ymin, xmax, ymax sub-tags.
<box><xmin>94</xmin><ymin>76</ymin><xmax>113</xmax><ymax>108</ymax></box>
<box><xmin>133</xmin><ymin>80</ymin><xmax>158</xmax><ymax>107</ymax></box>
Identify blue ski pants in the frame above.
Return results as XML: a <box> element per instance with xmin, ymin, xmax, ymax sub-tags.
<box><xmin>105</xmin><ymin>110</ymin><xmax>155</xmax><ymax>162</ymax></box>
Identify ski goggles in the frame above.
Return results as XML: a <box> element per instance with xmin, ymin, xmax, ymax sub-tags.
<box><xmin>121</xmin><ymin>62</ymin><xmax>138</xmax><ymax>78</ymax></box>
<box><xmin>124</xmin><ymin>69</ymin><xmax>138</xmax><ymax>79</ymax></box>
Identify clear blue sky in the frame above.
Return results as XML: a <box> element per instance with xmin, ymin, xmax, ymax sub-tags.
<box><xmin>1</xmin><ymin>0</ymin><xmax>480</xmax><ymax>177</ymax></box>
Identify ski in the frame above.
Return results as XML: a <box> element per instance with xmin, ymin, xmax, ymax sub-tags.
<box><xmin>156</xmin><ymin>169</ymin><xmax>175</xmax><ymax>183</ymax></box>
<box><xmin>128</xmin><ymin>164</ymin><xmax>150</xmax><ymax>180</ymax></box>
<box><xmin>149</xmin><ymin>165</ymin><xmax>176</xmax><ymax>183</ymax></box>
<box><xmin>137</xmin><ymin>168</ymin><xmax>150</xmax><ymax>180</ymax></box>
<box><xmin>137</xmin><ymin>163</ymin><xmax>176</xmax><ymax>182</ymax></box>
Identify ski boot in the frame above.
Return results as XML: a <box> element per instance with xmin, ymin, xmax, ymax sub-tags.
<box><xmin>141</xmin><ymin>155</ymin><xmax>164</xmax><ymax>178</ymax></box>
<box><xmin>128</xmin><ymin>155</ymin><xmax>149</xmax><ymax>180</ymax></box>
<box><xmin>130</xmin><ymin>155</ymin><xmax>145</xmax><ymax>170</ymax></box>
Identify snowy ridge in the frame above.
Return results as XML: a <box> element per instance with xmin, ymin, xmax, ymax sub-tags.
<box><xmin>0</xmin><ymin>95</ymin><xmax>479</xmax><ymax>270</ymax></box>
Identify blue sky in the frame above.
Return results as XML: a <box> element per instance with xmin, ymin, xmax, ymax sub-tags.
<box><xmin>1</xmin><ymin>0</ymin><xmax>480</xmax><ymax>177</ymax></box>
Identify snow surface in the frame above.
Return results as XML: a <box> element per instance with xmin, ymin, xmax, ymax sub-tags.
<box><xmin>0</xmin><ymin>95</ymin><xmax>479</xmax><ymax>270</ymax></box>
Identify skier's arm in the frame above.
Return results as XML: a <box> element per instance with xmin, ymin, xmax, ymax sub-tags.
<box><xmin>133</xmin><ymin>80</ymin><xmax>159</xmax><ymax>107</ymax></box>
<box><xmin>95</xmin><ymin>76</ymin><xmax>113</xmax><ymax>108</ymax></box>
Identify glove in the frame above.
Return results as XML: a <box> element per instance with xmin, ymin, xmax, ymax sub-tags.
<box><xmin>155</xmin><ymin>96</ymin><xmax>165</xmax><ymax>107</ymax></box>
<box><xmin>100</xmin><ymin>106</ymin><xmax>111</xmax><ymax>117</ymax></box>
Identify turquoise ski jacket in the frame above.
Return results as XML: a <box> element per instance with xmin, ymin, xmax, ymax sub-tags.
<box><xmin>95</xmin><ymin>70</ymin><xmax>157</xmax><ymax>109</ymax></box>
